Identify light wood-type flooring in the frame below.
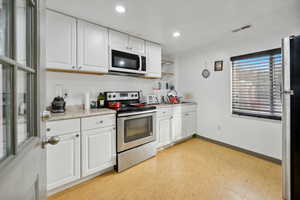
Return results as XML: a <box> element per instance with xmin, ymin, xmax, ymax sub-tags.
<box><xmin>49</xmin><ymin>138</ymin><xmax>282</xmax><ymax>200</ymax></box>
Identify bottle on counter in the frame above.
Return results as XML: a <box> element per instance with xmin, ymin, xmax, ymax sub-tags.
<box><xmin>97</xmin><ymin>92</ymin><xmax>105</xmax><ymax>108</ymax></box>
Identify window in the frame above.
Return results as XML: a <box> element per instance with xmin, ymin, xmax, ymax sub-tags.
<box><xmin>0</xmin><ymin>0</ymin><xmax>37</xmax><ymax>162</ymax></box>
<box><xmin>231</xmin><ymin>48</ymin><xmax>282</xmax><ymax>120</ymax></box>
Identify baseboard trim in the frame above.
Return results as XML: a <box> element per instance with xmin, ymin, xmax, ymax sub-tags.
<box><xmin>47</xmin><ymin>166</ymin><xmax>114</xmax><ymax>196</ymax></box>
<box><xmin>194</xmin><ymin>134</ymin><xmax>281</xmax><ymax>165</ymax></box>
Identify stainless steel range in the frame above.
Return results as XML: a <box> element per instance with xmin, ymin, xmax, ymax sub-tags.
<box><xmin>104</xmin><ymin>91</ymin><xmax>157</xmax><ymax>172</ymax></box>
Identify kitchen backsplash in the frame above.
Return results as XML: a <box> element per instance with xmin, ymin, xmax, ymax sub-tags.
<box><xmin>46</xmin><ymin>72</ymin><xmax>171</xmax><ymax>106</ymax></box>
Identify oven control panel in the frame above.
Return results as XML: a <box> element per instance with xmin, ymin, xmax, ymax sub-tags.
<box><xmin>105</xmin><ymin>92</ymin><xmax>139</xmax><ymax>101</ymax></box>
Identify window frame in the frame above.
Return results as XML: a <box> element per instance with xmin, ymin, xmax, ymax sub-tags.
<box><xmin>0</xmin><ymin>0</ymin><xmax>38</xmax><ymax>165</ymax></box>
<box><xmin>230</xmin><ymin>48</ymin><xmax>282</xmax><ymax>121</ymax></box>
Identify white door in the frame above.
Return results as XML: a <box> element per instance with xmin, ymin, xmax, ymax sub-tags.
<box><xmin>157</xmin><ymin>117</ymin><xmax>172</xmax><ymax>148</ymax></box>
<box><xmin>128</xmin><ymin>36</ymin><xmax>145</xmax><ymax>54</ymax></box>
<box><xmin>172</xmin><ymin>115</ymin><xmax>183</xmax><ymax>141</ymax></box>
<box><xmin>82</xmin><ymin>127</ymin><xmax>116</xmax><ymax>177</ymax></box>
<box><xmin>46</xmin><ymin>10</ymin><xmax>76</xmax><ymax>70</ymax></box>
<box><xmin>47</xmin><ymin>132</ymin><xmax>81</xmax><ymax>190</ymax></box>
<box><xmin>0</xmin><ymin>1</ymin><xmax>47</xmax><ymax>200</ymax></box>
<box><xmin>77</xmin><ymin>21</ymin><xmax>109</xmax><ymax>73</ymax></box>
<box><xmin>109</xmin><ymin>30</ymin><xmax>129</xmax><ymax>51</ymax></box>
<box><xmin>146</xmin><ymin>42</ymin><xmax>162</xmax><ymax>78</ymax></box>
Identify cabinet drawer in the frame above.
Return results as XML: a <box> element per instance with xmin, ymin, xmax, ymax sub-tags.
<box><xmin>182</xmin><ymin>105</ymin><xmax>197</xmax><ymax>113</ymax></box>
<box><xmin>46</xmin><ymin>119</ymin><xmax>80</xmax><ymax>136</ymax></box>
<box><xmin>157</xmin><ymin>108</ymin><xmax>172</xmax><ymax>118</ymax></box>
<box><xmin>81</xmin><ymin>114</ymin><xmax>115</xmax><ymax>131</ymax></box>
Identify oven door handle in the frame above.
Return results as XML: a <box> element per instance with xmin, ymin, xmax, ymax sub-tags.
<box><xmin>118</xmin><ymin>110</ymin><xmax>157</xmax><ymax>118</ymax></box>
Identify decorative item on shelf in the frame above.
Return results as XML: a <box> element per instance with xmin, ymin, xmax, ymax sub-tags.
<box><xmin>214</xmin><ymin>60</ymin><xmax>223</xmax><ymax>71</ymax></box>
<box><xmin>202</xmin><ymin>69</ymin><xmax>210</xmax><ymax>79</ymax></box>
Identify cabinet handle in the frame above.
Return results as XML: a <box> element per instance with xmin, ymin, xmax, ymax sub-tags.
<box><xmin>46</xmin><ymin>128</ymin><xmax>51</xmax><ymax>132</ymax></box>
<box><xmin>72</xmin><ymin>66</ymin><xmax>75</xmax><ymax>69</ymax></box>
<box><xmin>96</xmin><ymin>120</ymin><xmax>104</xmax><ymax>125</ymax></box>
<box><xmin>42</xmin><ymin>136</ymin><xmax>60</xmax><ymax>148</ymax></box>
<box><xmin>75</xmin><ymin>134</ymin><xmax>79</xmax><ymax>138</ymax></box>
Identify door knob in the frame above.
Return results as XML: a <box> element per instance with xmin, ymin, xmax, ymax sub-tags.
<box><xmin>42</xmin><ymin>136</ymin><xmax>60</xmax><ymax>148</ymax></box>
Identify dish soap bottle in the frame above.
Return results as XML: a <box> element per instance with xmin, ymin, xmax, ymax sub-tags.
<box><xmin>97</xmin><ymin>92</ymin><xmax>105</xmax><ymax>108</ymax></box>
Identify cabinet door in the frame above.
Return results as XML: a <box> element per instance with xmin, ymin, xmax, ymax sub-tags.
<box><xmin>172</xmin><ymin>115</ymin><xmax>183</xmax><ymax>141</ymax></box>
<box><xmin>182</xmin><ymin>112</ymin><xmax>196</xmax><ymax>137</ymax></box>
<box><xmin>157</xmin><ymin>116</ymin><xmax>172</xmax><ymax>148</ymax></box>
<box><xmin>46</xmin><ymin>10</ymin><xmax>76</xmax><ymax>70</ymax></box>
<box><xmin>47</xmin><ymin>132</ymin><xmax>80</xmax><ymax>191</ymax></box>
<box><xmin>188</xmin><ymin>112</ymin><xmax>197</xmax><ymax>136</ymax></box>
<box><xmin>109</xmin><ymin>30</ymin><xmax>129</xmax><ymax>51</ymax></box>
<box><xmin>82</xmin><ymin>127</ymin><xmax>116</xmax><ymax>177</ymax></box>
<box><xmin>128</xmin><ymin>36</ymin><xmax>145</xmax><ymax>54</ymax></box>
<box><xmin>77</xmin><ymin>21</ymin><xmax>109</xmax><ymax>73</ymax></box>
<box><xmin>146</xmin><ymin>42</ymin><xmax>162</xmax><ymax>78</ymax></box>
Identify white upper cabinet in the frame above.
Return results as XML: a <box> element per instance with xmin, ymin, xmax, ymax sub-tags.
<box><xmin>109</xmin><ymin>30</ymin><xmax>129</xmax><ymax>51</ymax></box>
<box><xmin>77</xmin><ymin>20</ymin><xmax>109</xmax><ymax>73</ymax></box>
<box><xmin>146</xmin><ymin>42</ymin><xmax>162</xmax><ymax>78</ymax></box>
<box><xmin>109</xmin><ymin>30</ymin><xmax>145</xmax><ymax>54</ymax></box>
<box><xmin>128</xmin><ymin>36</ymin><xmax>145</xmax><ymax>54</ymax></box>
<box><xmin>46</xmin><ymin>10</ymin><xmax>77</xmax><ymax>70</ymax></box>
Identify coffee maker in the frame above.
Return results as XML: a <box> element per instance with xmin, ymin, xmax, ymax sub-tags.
<box><xmin>51</xmin><ymin>96</ymin><xmax>66</xmax><ymax>113</ymax></box>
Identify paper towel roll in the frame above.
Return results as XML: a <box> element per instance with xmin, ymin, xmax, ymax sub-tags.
<box><xmin>84</xmin><ymin>92</ymin><xmax>90</xmax><ymax>111</ymax></box>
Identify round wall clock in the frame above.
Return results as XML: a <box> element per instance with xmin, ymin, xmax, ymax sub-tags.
<box><xmin>202</xmin><ymin>69</ymin><xmax>210</xmax><ymax>79</ymax></box>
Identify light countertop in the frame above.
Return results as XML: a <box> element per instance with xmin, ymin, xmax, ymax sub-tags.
<box><xmin>45</xmin><ymin>107</ymin><xmax>116</xmax><ymax>122</ymax></box>
<box><xmin>154</xmin><ymin>102</ymin><xmax>197</xmax><ymax>108</ymax></box>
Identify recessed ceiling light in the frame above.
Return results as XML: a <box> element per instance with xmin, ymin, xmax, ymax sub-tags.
<box><xmin>173</xmin><ymin>31</ymin><xmax>181</xmax><ymax>38</ymax></box>
<box><xmin>115</xmin><ymin>5</ymin><xmax>126</xmax><ymax>14</ymax></box>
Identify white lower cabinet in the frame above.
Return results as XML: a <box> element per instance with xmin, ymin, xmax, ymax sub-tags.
<box><xmin>172</xmin><ymin>115</ymin><xmax>183</xmax><ymax>141</ymax></box>
<box><xmin>47</xmin><ymin>132</ymin><xmax>81</xmax><ymax>191</ymax></box>
<box><xmin>157</xmin><ymin>116</ymin><xmax>172</xmax><ymax>148</ymax></box>
<box><xmin>46</xmin><ymin>114</ymin><xmax>116</xmax><ymax>192</ymax></box>
<box><xmin>156</xmin><ymin>104</ymin><xmax>197</xmax><ymax>149</ymax></box>
<box><xmin>82</xmin><ymin>127</ymin><xmax>116</xmax><ymax>177</ymax></box>
<box><xmin>182</xmin><ymin>112</ymin><xmax>197</xmax><ymax>137</ymax></box>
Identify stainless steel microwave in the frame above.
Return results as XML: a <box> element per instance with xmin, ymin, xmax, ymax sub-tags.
<box><xmin>110</xmin><ymin>49</ymin><xmax>146</xmax><ymax>74</ymax></box>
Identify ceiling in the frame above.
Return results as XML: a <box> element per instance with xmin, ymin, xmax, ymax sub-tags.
<box><xmin>47</xmin><ymin>0</ymin><xmax>300</xmax><ymax>57</ymax></box>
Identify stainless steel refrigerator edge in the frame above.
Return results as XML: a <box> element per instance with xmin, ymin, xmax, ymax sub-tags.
<box><xmin>282</xmin><ymin>36</ymin><xmax>292</xmax><ymax>200</ymax></box>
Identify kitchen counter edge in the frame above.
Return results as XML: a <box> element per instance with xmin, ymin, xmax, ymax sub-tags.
<box><xmin>44</xmin><ymin>108</ymin><xmax>116</xmax><ymax>122</ymax></box>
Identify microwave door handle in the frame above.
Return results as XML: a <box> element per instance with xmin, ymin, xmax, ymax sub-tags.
<box><xmin>139</xmin><ymin>55</ymin><xmax>142</xmax><ymax>71</ymax></box>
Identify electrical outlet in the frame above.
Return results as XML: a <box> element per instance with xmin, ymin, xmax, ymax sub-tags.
<box><xmin>217</xmin><ymin>125</ymin><xmax>221</xmax><ymax>131</ymax></box>
<box><xmin>63</xmin><ymin>88</ymin><xmax>71</xmax><ymax>99</ymax></box>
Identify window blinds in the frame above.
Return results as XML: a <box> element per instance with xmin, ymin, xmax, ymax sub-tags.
<box><xmin>231</xmin><ymin>49</ymin><xmax>282</xmax><ymax>120</ymax></box>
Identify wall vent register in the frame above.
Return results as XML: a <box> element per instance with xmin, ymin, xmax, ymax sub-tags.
<box><xmin>231</xmin><ymin>48</ymin><xmax>282</xmax><ymax>120</ymax></box>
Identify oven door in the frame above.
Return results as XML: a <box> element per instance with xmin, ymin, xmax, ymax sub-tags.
<box><xmin>110</xmin><ymin>50</ymin><xmax>145</xmax><ymax>74</ymax></box>
<box><xmin>117</xmin><ymin>111</ymin><xmax>156</xmax><ymax>152</ymax></box>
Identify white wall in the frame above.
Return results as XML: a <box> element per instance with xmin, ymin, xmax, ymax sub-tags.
<box><xmin>46</xmin><ymin>72</ymin><xmax>160</xmax><ymax>106</ymax></box>
<box><xmin>176</xmin><ymin>30</ymin><xmax>300</xmax><ymax>160</ymax></box>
